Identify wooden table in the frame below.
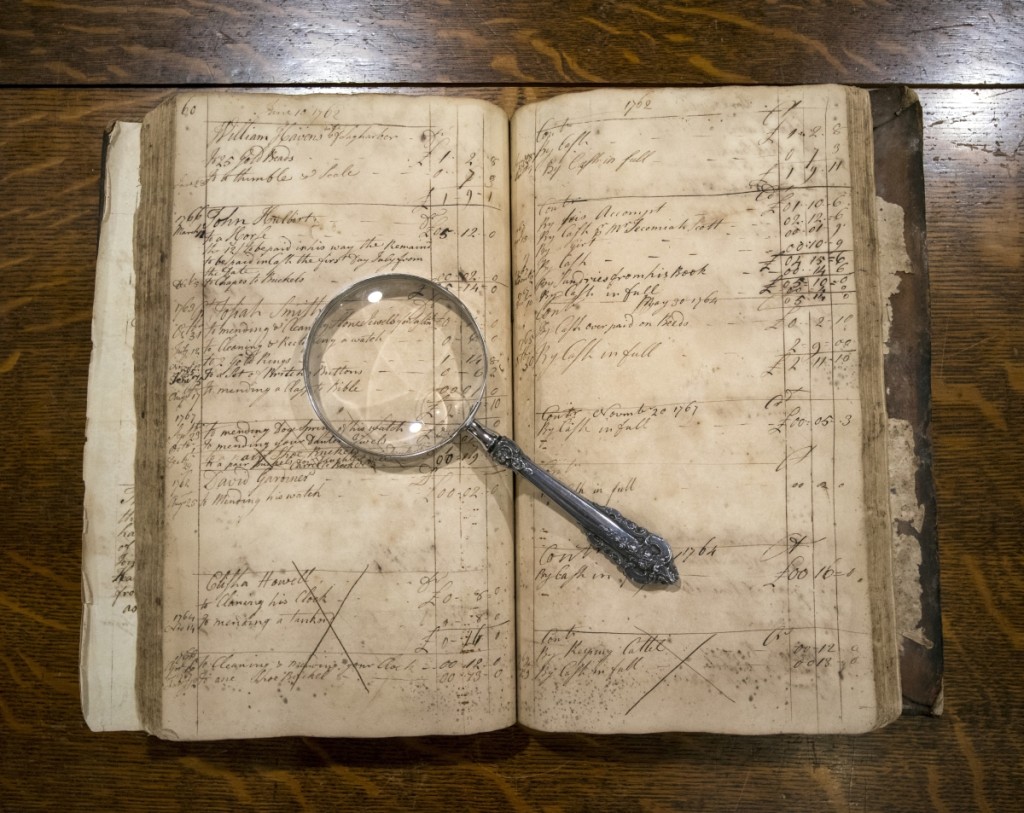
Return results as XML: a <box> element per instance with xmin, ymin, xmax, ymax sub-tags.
<box><xmin>1</xmin><ymin>2</ymin><xmax>1021</xmax><ymax>809</ymax></box>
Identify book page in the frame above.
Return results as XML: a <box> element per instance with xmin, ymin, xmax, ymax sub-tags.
<box><xmin>511</xmin><ymin>86</ymin><xmax>899</xmax><ymax>734</ymax></box>
<box><xmin>136</xmin><ymin>93</ymin><xmax>515</xmax><ymax>738</ymax></box>
<box><xmin>81</xmin><ymin>121</ymin><xmax>142</xmax><ymax>731</ymax></box>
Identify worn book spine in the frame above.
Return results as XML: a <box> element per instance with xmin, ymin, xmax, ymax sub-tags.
<box><xmin>868</xmin><ymin>86</ymin><xmax>942</xmax><ymax>715</ymax></box>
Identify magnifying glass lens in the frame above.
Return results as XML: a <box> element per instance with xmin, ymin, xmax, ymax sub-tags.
<box><xmin>305</xmin><ymin>275</ymin><xmax>487</xmax><ymax>458</ymax></box>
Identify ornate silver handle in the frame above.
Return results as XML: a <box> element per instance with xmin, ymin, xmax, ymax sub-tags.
<box><xmin>465</xmin><ymin>421</ymin><xmax>679</xmax><ymax>586</ymax></box>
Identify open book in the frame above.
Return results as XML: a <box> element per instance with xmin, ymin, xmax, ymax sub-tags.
<box><xmin>83</xmin><ymin>86</ymin><xmax>922</xmax><ymax>739</ymax></box>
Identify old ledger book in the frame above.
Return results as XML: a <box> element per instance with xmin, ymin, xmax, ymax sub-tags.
<box><xmin>82</xmin><ymin>86</ymin><xmax>912</xmax><ymax>739</ymax></box>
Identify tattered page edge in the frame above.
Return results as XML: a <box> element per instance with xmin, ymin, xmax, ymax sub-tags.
<box><xmin>846</xmin><ymin>87</ymin><xmax>903</xmax><ymax>731</ymax></box>
<box><xmin>80</xmin><ymin>121</ymin><xmax>143</xmax><ymax>731</ymax></box>
<box><xmin>869</xmin><ymin>86</ymin><xmax>943</xmax><ymax>715</ymax></box>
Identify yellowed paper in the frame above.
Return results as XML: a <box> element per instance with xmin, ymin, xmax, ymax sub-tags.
<box><xmin>511</xmin><ymin>86</ymin><xmax>899</xmax><ymax>734</ymax></box>
<box><xmin>140</xmin><ymin>94</ymin><xmax>515</xmax><ymax>738</ymax></box>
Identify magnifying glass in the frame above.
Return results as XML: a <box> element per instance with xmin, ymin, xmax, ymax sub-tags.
<box><xmin>303</xmin><ymin>273</ymin><xmax>678</xmax><ymax>586</ymax></box>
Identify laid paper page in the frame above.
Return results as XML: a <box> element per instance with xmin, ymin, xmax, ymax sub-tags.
<box><xmin>510</xmin><ymin>86</ymin><xmax>898</xmax><ymax>734</ymax></box>
<box><xmin>140</xmin><ymin>93</ymin><xmax>515</xmax><ymax>738</ymax></box>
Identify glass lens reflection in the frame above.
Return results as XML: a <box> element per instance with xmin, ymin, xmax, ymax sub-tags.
<box><xmin>305</xmin><ymin>275</ymin><xmax>487</xmax><ymax>458</ymax></box>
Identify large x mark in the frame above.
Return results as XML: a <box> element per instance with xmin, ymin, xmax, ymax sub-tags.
<box><xmin>625</xmin><ymin>630</ymin><xmax>733</xmax><ymax>715</ymax></box>
<box><xmin>291</xmin><ymin>562</ymin><xmax>369</xmax><ymax>693</ymax></box>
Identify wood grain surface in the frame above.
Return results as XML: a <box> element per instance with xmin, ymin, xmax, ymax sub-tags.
<box><xmin>1</xmin><ymin>1</ymin><xmax>1022</xmax><ymax>810</ymax></box>
<box><xmin>2</xmin><ymin>0</ymin><xmax>1023</xmax><ymax>87</ymax></box>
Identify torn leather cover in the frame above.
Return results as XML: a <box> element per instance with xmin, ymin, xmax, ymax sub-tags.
<box><xmin>870</xmin><ymin>86</ymin><xmax>943</xmax><ymax>715</ymax></box>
